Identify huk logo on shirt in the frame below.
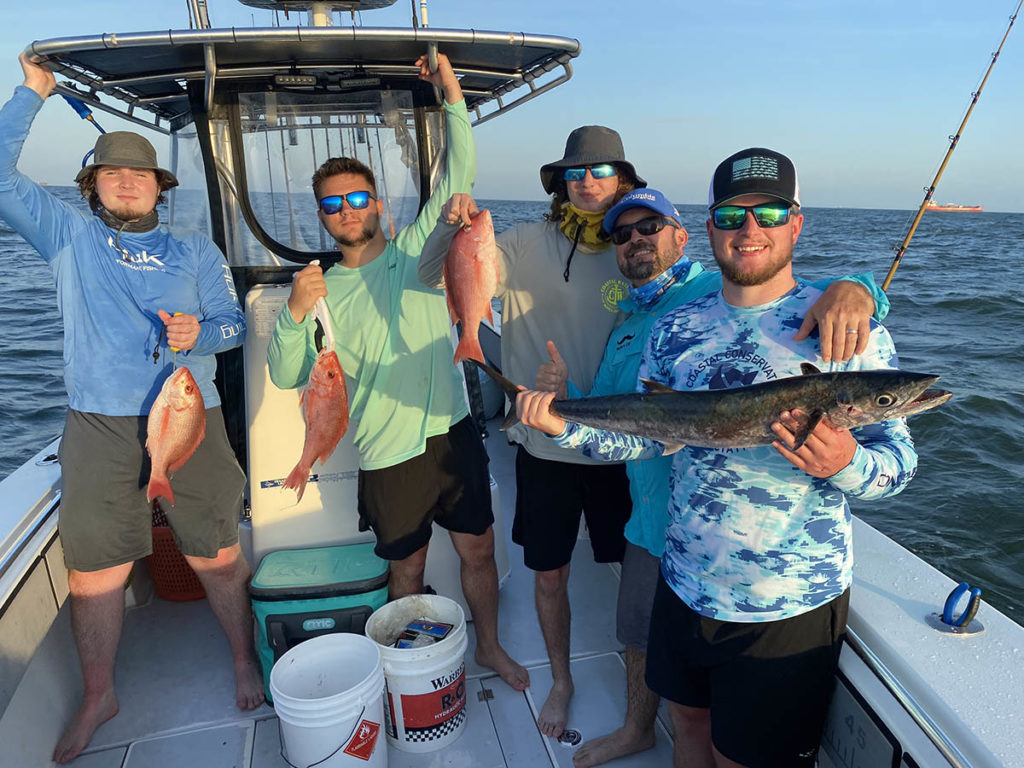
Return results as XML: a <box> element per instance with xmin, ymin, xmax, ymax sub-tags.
<box><xmin>108</xmin><ymin>236</ymin><xmax>165</xmax><ymax>271</ymax></box>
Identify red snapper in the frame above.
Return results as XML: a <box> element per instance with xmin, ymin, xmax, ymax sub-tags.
<box><xmin>443</xmin><ymin>209</ymin><xmax>499</xmax><ymax>365</ymax></box>
<box><xmin>284</xmin><ymin>350</ymin><xmax>350</xmax><ymax>501</ymax></box>
<box><xmin>146</xmin><ymin>366</ymin><xmax>206</xmax><ymax>506</ymax></box>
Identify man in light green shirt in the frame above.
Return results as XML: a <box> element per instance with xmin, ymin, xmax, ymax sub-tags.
<box><xmin>267</xmin><ymin>53</ymin><xmax>527</xmax><ymax>692</ymax></box>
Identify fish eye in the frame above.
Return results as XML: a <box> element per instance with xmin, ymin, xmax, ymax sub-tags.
<box><xmin>328</xmin><ymin>371</ymin><xmax>335</xmax><ymax>378</ymax></box>
<box><xmin>875</xmin><ymin>393</ymin><xmax>896</xmax><ymax>407</ymax></box>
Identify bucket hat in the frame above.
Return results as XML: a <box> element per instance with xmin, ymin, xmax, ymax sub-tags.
<box><xmin>539</xmin><ymin>125</ymin><xmax>646</xmax><ymax>194</ymax></box>
<box><xmin>708</xmin><ymin>147</ymin><xmax>799</xmax><ymax>210</ymax></box>
<box><xmin>74</xmin><ymin>131</ymin><xmax>179</xmax><ymax>187</ymax></box>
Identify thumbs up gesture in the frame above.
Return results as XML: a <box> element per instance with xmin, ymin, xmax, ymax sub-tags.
<box><xmin>536</xmin><ymin>340</ymin><xmax>569</xmax><ymax>399</ymax></box>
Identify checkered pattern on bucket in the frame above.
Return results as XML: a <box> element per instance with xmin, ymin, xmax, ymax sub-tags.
<box><xmin>403</xmin><ymin>708</ymin><xmax>467</xmax><ymax>743</ymax></box>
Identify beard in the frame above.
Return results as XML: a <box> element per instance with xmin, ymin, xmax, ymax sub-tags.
<box><xmin>105</xmin><ymin>204</ymin><xmax>153</xmax><ymax>222</ymax></box>
<box><xmin>619</xmin><ymin>242</ymin><xmax>672</xmax><ymax>283</ymax></box>
<box><xmin>330</xmin><ymin>209</ymin><xmax>380</xmax><ymax>248</ymax></box>
<box><xmin>714</xmin><ymin>248</ymin><xmax>793</xmax><ymax>287</ymax></box>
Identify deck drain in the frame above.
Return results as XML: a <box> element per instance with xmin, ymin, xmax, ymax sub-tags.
<box><xmin>557</xmin><ymin>729</ymin><xmax>582</xmax><ymax>747</ymax></box>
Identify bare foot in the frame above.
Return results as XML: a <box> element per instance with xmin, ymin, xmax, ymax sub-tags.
<box><xmin>476</xmin><ymin>645</ymin><xmax>530</xmax><ymax>691</ymax></box>
<box><xmin>537</xmin><ymin>678</ymin><xmax>574</xmax><ymax>737</ymax></box>
<box><xmin>53</xmin><ymin>689</ymin><xmax>119</xmax><ymax>764</ymax></box>
<box><xmin>572</xmin><ymin>724</ymin><xmax>656</xmax><ymax>767</ymax></box>
<box><xmin>235</xmin><ymin>657</ymin><xmax>265</xmax><ymax>710</ymax></box>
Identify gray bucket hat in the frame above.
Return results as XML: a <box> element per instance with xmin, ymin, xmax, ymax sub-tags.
<box><xmin>74</xmin><ymin>131</ymin><xmax>179</xmax><ymax>187</ymax></box>
<box><xmin>539</xmin><ymin>125</ymin><xmax>646</xmax><ymax>195</ymax></box>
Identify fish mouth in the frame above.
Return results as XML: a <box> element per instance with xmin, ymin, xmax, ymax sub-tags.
<box><xmin>898</xmin><ymin>387</ymin><xmax>953</xmax><ymax>417</ymax></box>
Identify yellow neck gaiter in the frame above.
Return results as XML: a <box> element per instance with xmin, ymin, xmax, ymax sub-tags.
<box><xmin>558</xmin><ymin>203</ymin><xmax>610</xmax><ymax>250</ymax></box>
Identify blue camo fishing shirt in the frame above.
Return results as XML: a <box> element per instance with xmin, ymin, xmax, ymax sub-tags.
<box><xmin>573</xmin><ymin>263</ymin><xmax>890</xmax><ymax>558</ymax></box>
<box><xmin>0</xmin><ymin>86</ymin><xmax>244</xmax><ymax>415</ymax></box>
<box><xmin>557</xmin><ymin>283</ymin><xmax>918</xmax><ymax>622</ymax></box>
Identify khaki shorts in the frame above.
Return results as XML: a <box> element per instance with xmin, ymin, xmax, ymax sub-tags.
<box><xmin>58</xmin><ymin>407</ymin><xmax>245</xmax><ymax>572</ymax></box>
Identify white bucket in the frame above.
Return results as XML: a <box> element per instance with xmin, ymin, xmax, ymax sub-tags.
<box><xmin>364</xmin><ymin>594</ymin><xmax>469</xmax><ymax>752</ymax></box>
<box><xmin>270</xmin><ymin>633</ymin><xmax>386</xmax><ymax>768</ymax></box>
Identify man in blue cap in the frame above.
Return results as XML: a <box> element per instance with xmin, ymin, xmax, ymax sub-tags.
<box><xmin>534</xmin><ymin>183</ymin><xmax>887</xmax><ymax>767</ymax></box>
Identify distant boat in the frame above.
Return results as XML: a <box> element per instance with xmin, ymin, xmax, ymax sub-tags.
<box><xmin>926</xmin><ymin>200</ymin><xmax>983</xmax><ymax>212</ymax></box>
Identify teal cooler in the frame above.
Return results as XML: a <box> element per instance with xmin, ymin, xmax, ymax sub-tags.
<box><xmin>250</xmin><ymin>543</ymin><xmax>389</xmax><ymax>702</ymax></box>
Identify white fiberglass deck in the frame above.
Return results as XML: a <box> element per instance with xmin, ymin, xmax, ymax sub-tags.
<box><xmin>14</xmin><ymin>419</ymin><xmax>675</xmax><ymax>768</ymax></box>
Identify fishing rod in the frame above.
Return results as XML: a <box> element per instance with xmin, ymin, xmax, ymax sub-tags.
<box><xmin>882</xmin><ymin>0</ymin><xmax>1022</xmax><ymax>291</ymax></box>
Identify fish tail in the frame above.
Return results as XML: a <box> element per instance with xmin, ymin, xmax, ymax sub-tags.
<box><xmin>147</xmin><ymin>473</ymin><xmax>175</xmax><ymax>507</ymax></box>
<box><xmin>453</xmin><ymin>336</ymin><xmax>486</xmax><ymax>366</ymax></box>
<box><xmin>283</xmin><ymin>463</ymin><xmax>309</xmax><ymax>502</ymax></box>
<box><xmin>471</xmin><ymin>360</ymin><xmax>524</xmax><ymax>432</ymax></box>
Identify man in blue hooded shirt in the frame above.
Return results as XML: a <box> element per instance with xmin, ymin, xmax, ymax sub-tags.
<box><xmin>0</xmin><ymin>53</ymin><xmax>262</xmax><ymax>764</ymax></box>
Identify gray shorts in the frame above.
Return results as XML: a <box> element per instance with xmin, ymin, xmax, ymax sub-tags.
<box><xmin>616</xmin><ymin>541</ymin><xmax>662</xmax><ymax>650</ymax></box>
<box><xmin>58</xmin><ymin>407</ymin><xmax>245</xmax><ymax>572</ymax></box>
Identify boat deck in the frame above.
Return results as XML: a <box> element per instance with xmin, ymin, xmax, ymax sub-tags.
<box><xmin>33</xmin><ymin>419</ymin><xmax>675</xmax><ymax>767</ymax></box>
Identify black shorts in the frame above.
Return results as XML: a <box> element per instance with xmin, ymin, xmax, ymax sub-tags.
<box><xmin>646</xmin><ymin>574</ymin><xmax>849</xmax><ymax>768</ymax></box>
<box><xmin>58</xmin><ymin>407</ymin><xmax>245</xmax><ymax>572</ymax></box>
<box><xmin>357</xmin><ymin>416</ymin><xmax>494</xmax><ymax>561</ymax></box>
<box><xmin>511</xmin><ymin>447</ymin><xmax>631</xmax><ymax>572</ymax></box>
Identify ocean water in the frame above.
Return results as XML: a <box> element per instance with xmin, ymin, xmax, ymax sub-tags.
<box><xmin>1</xmin><ymin>189</ymin><xmax>1021</xmax><ymax>621</ymax></box>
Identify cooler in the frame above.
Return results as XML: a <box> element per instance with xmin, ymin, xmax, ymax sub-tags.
<box><xmin>250</xmin><ymin>543</ymin><xmax>390</xmax><ymax>702</ymax></box>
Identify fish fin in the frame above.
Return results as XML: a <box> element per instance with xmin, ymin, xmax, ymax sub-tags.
<box><xmin>283</xmin><ymin>464</ymin><xmax>309</xmax><ymax>502</ymax></box>
<box><xmin>147</xmin><ymin>474</ymin><xmax>175</xmax><ymax>507</ymax></box>
<box><xmin>791</xmin><ymin>410</ymin><xmax>825</xmax><ymax>450</ymax></box>
<box><xmin>499</xmin><ymin>406</ymin><xmax>521</xmax><ymax>433</ymax></box>
<box><xmin>454</xmin><ymin>337</ymin><xmax>486</xmax><ymax>366</ymax></box>
<box><xmin>800</xmin><ymin>363</ymin><xmax>821</xmax><ymax>376</ymax></box>
<box><xmin>660</xmin><ymin>441</ymin><xmax>686</xmax><ymax>455</ymax></box>
<box><xmin>484</xmin><ymin>300</ymin><xmax>494</xmax><ymax>326</ymax></box>
<box><xmin>640</xmin><ymin>378</ymin><xmax>676</xmax><ymax>394</ymax></box>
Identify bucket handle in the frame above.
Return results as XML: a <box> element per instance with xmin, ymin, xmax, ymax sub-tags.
<box><xmin>278</xmin><ymin>703</ymin><xmax>367</xmax><ymax>768</ymax></box>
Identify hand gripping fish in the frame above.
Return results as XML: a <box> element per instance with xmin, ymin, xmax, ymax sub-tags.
<box><xmin>444</xmin><ymin>209</ymin><xmax>499</xmax><ymax>365</ymax></box>
<box><xmin>476</xmin><ymin>360</ymin><xmax>952</xmax><ymax>450</ymax></box>
<box><xmin>146</xmin><ymin>366</ymin><xmax>206</xmax><ymax>506</ymax></box>
<box><xmin>283</xmin><ymin>291</ymin><xmax>350</xmax><ymax>501</ymax></box>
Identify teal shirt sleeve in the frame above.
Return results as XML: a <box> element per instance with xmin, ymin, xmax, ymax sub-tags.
<box><xmin>805</xmin><ymin>271</ymin><xmax>889</xmax><ymax>321</ymax></box>
<box><xmin>394</xmin><ymin>99</ymin><xmax>476</xmax><ymax>258</ymax></box>
<box><xmin>268</xmin><ymin>304</ymin><xmax>317</xmax><ymax>390</ymax></box>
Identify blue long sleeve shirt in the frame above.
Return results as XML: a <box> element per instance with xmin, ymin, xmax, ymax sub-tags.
<box><xmin>0</xmin><ymin>86</ymin><xmax>244</xmax><ymax>415</ymax></box>
<box><xmin>558</xmin><ymin>283</ymin><xmax>916</xmax><ymax>622</ymax></box>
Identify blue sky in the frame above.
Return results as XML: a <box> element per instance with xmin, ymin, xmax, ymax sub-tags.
<box><xmin>2</xmin><ymin>0</ymin><xmax>1022</xmax><ymax>211</ymax></box>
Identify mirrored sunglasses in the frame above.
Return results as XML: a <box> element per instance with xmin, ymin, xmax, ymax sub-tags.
<box><xmin>609</xmin><ymin>215</ymin><xmax>677</xmax><ymax>245</ymax></box>
<box><xmin>563</xmin><ymin>164</ymin><xmax>618</xmax><ymax>182</ymax></box>
<box><xmin>711</xmin><ymin>203</ymin><xmax>792</xmax><ymax>230</ymax></box>
<box><xmin>318</xmin><ymin>191</ymin><xmax>376</xmax><ymax>214</ymax></box>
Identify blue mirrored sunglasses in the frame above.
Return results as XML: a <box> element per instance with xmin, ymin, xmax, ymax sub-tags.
<box><xmin>318</xmin><ymin>191</ymin><xmax>376</xmax><ymax>214</ymax></box>
<box><xmin>711</xmin><ymin>203</ymin><xmax>792</xmax><ymax>230</ymax></box>
<box><xmin>563</xmin><ymin>164</ymin><xmax>618</xmax><ymax>182</ymax></box>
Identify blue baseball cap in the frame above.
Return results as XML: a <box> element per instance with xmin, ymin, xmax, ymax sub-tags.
<box><xmin>602</xmin><ymin>188</ymin><xmax>680</xmax><ymax>235</ymax></box>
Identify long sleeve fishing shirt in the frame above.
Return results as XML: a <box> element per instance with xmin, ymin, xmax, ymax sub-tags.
<box><xmin>267</xmin><ymin>99</ymin><xmax>476</xmax><ymax>471</ymax></box>
<box><xmin>0</xmin><ymin>86</ymin><xmax>245</xmax><ymax>416</ymax></box>
<box><xmin>556</xmin><ymin>283</ymin><xmax>917</xmax><ymax>623</ymax></box>
<box><xmin>420</xmin><ymin>217</ymin><xmax>631</xmax><ymax>465</ymax></box>
<box><xmin>579</xmin><ymin>268</ymin><xmax>891</xmax><ymax>559</ymax></box>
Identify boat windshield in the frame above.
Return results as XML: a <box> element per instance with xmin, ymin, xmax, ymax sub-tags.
<box><xmin>170</xmin><ymin>88</ymin><xmax>443</xmax><ymax>268</ymax></box>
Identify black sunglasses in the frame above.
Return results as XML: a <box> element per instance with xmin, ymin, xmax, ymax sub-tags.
<box><xmin>608</xmin><ymin>215</ymin><xmax>677</xmax><ymax>245</ymax></box>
